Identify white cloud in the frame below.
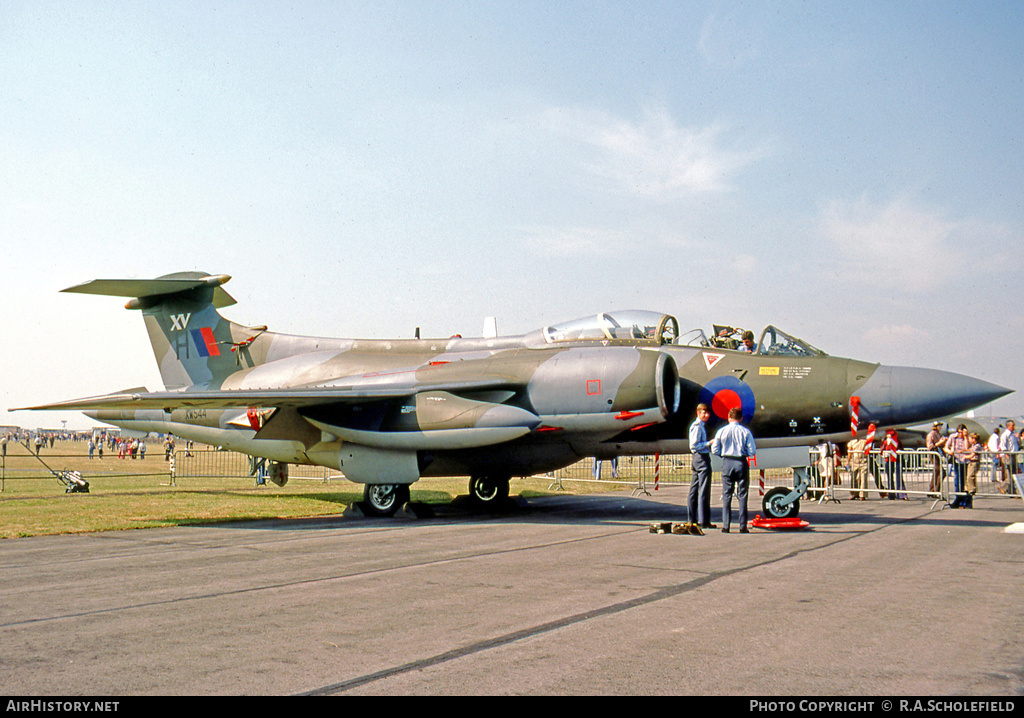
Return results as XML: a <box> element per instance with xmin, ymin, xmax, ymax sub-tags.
<box><xmin>733</xmin><ymin>254</ymin><xmax>758</xmax><ymax>275</ymax></box>
<box><xmin>697</xmin><ymin>12</ymin><xmax>766</xmax><ymax>69</ymax></box>
<box><xmin>537</xmin><ymin>105</ymin><xmax>767</xmax><ymax>199</ymax></box>
<box><xmin>524</xmin><ymin>226</ymin><xmax>628</xmax><ymax>257</ymax></box>
<box><xmin>518</xmin><ymin>225</ymin><xmax>694</xmax><ymax>258</ymax></box>
<box><xmin>862</xmin><ymin>323</ymin><xmax>932</xmax><ymax>346</ymax></box>
<box><xmin>819</xmin><ymin>195</ymin><xmax>1006</xmax><ymax>294</ymax></box>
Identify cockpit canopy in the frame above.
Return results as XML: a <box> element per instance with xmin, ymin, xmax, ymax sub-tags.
<box><xmin>541</xmin><ymin>311</ymin><xmax>679</xmax><ymax>345</ymax></box>
<box><xmin>756</xmin><ymin>326</ymin><xmax>828</xmax><ymax>357</ymax></box>
<box><xmin>532</xmin><ymin>311</ymin><xmax>825</xmax><ymax>357</ymax></box>
<box><xmin>678</xmin><ymin>324</ymin><xmax>828</xmax><ymax>357</ymax></box>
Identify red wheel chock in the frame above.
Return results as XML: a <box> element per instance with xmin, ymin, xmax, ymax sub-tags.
<box><xmin>750</xmin><ymin>514</ymin><xmax>810</xmax><ymax>530</ymax></box>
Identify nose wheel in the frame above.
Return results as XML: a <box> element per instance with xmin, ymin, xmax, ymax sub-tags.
<box><xmin>762</xmin><ymin>486</ymin><xmax>801</xmax><ymax>519</ymax></box>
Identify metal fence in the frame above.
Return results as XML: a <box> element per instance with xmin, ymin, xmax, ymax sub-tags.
<box><xmin>769</xmin><ymin>448</ymin><xmax>1023</xmax><ymax>506</ymax></box>
<box><xmin>849</xmin><ymin>449</ymin><xmax>1023</xmax><ymax>504</ymax></box>
<box><xmin>171</xmin><ymin>448</ymin><xmax>342</xmax><ymax>483</ymax></box>
<box><xmin>170</xmin><ymin>448</ymin><xmax>805</xmax><ymax>495</ymax></box>
<box><xmin>172</xmin><ymin>446</ymin><xmax>1024</xmax><ymax>505</ymax></box>
<box><xmin>6</xmin><ymin>442</ymin><xmax>1023</xmax><ymax>507</ymax></box>
<box><xmin>544</xmin><ymin>448</ymin><xmax>1024</xmax><ymax>507</ymax></box>
<box><xmin>0</xmin><ymin>450</ymin><xmax>171</xmax><ymax>492</ymax></box>
<box><xmin>537</xmin><ymin>451</ymin><xmax>808</xmax><ymax>499</ymax></box>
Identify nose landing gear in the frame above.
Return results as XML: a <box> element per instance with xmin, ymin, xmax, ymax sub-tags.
<box><xmin>755</xmin><ymin>466</ymin><xmax>811</xmax><ymax>529</ymax></box>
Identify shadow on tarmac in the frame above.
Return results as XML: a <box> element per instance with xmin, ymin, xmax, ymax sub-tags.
<box><xmin>213</xmin><ymin>490</ymin><xmax>1020</xmax><ymax>533</ymax></box>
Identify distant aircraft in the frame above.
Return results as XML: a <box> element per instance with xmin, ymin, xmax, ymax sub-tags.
<box><xmin>900</xmin><ymin>415</ymin><xmax>1022</xmax><ymax>448</ymax></box>
<box><xmin>17</xmin><ymin>272</ymin><xmax>1012</xmax><ymax>517</ymax></box>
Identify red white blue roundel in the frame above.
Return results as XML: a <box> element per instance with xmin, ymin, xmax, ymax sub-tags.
<box><xmin>698</xmin><ymin>375</ymin><xmax>756</xmax><ymax>425</ymax></box>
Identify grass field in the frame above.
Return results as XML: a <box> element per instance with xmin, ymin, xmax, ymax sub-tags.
<box><xmin>0</xmin><ymin>440</ymin><xmax>640</xmax><ymax>539</ymax></box>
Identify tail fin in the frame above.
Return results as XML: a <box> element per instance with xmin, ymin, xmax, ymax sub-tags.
<box><xmin>63</xmin><ymin>272</ymin><xmax>261</xmax><ymax>390</ymax></box>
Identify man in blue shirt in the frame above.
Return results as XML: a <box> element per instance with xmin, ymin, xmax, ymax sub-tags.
<box><xmin>687</xmin><ymin>404</ymin><xmax>715</xmax><ymax>530</ymax></box>
<box><xmin>711</xmin><ymin>407</ymin><xmax>757</xmax><ymax>533</ymax></box>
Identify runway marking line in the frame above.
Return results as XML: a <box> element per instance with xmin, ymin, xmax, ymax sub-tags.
<box><xmin>299</xmin><ymin>508</ymin><xmax>932</xmax><ymax>695</ymax></box>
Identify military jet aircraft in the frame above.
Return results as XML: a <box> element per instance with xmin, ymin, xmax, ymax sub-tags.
<box><xmin>17</xmin><ymin>271</ymin><xmax>1012</xmax><ymax>516</ymax></box>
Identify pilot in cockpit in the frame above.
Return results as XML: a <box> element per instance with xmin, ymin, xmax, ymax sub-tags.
<box><xmin>738</xmin><ymin>330</ymin><xmax>756</xmax><ymax>353</ymax></box>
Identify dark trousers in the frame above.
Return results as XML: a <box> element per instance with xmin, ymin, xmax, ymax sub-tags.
<box><xmin>950</xmin><ymin>461</ymin><xmax>968</xmax><ymax>507</ymax></box>
<box><xmin>929</xmin><ymin>456</ymin><xmax>944</xmax><ymax>493</ymax></box>
<box><xmin>884</xmin><ymin>461</ymin><xmax>905</xmax><ymax>498</ymax></box>
<box><xmin>721</xmin><ymin>457</ymin><xmax>749</xmax><ymax>530</ymax></box>
<box><xmin>688</xmin><ymin>453</ymin><xmax>712</xmax><ymax>525</ymax></box>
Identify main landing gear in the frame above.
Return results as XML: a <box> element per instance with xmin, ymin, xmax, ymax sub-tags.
<box><xmin>360</xmin><ymin>476</ymin><xmax>512</xmax><ymax>517</ymax></box>
<box><xmin>468</xmin><ymin>475</ymin><xmax>510</xmax><ymax>509</ymax></box>
<box><xmin>362</xmin><ymin>483</ymin><xmax>410</xmax><ymax>517</ymax></box>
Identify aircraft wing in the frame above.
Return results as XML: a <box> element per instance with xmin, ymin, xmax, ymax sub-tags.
<box><xmin>15</xmin><ymin>378</ymin><xmax>516</xmax><ymax>412</ymax></box>
<box><xmin>17</xmin><ymin>377</ymin><xmax>546</xmax><ymax>454</ymax></box>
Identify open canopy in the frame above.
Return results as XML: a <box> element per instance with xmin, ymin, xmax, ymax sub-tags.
<box><xmin>541</xmin><ymin>311</ymin><xmax>679</xmax><ymax>345</ymax></box>
<box><xmin>678</xmin><ymin>324</ymin><xmax>829</xmax><ymax>357</ymax></box>
<box><xmin>527</xmin><ymin>311</ymin><xmax>826</xmax><ymax>357</ymax></box>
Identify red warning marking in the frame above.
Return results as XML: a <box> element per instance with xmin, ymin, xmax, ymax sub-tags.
<box><xmin>587</xmin><ymin>380</ymin><xmax>601</xmax><ymax>396</ymax></box>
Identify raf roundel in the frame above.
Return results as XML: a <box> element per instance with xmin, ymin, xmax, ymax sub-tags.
<box><xmin>698</xmin><ymin>375</ymin><xmax>756</xmax><ymax>425</ymax></box>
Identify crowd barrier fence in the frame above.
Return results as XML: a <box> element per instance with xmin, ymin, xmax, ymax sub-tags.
<box><xmin>5</xmin><ymin>444</ymin><xmax>1022</xmax><ymax>508</ymax></box>
<box><xmin>545</xmin><ymin>448</ymin><xmax>1024</xmax><ymax>507</ymax></box>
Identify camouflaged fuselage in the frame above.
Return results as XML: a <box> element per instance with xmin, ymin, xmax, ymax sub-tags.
<box><xmin>28</xmin><ymin>272</ymin><xmax>1011</xmax><ymax>485</ymax></box>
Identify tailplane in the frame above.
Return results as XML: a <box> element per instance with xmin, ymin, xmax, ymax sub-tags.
<box><xmin>63</xmin><ymin>272</ymin><xmax>263</xmax><ymax>390</ymax></box>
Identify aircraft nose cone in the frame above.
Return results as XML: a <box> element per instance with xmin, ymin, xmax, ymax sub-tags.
<box><xmin>857</xmin><ymin>365</ymin><xmax>1012</xmax><ymax>426</ymax></box>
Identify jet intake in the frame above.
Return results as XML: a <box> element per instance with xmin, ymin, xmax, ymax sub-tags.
<box><xmin>525</xmin><ymin>349</ymin><xmax>679</xmax><ymax>435</ymax></box>
<box><xmin>529</xmin><ymin>348</ymin><xmax>679</xmax><ymax>419</ymax></box>
<box><xmin>653</xmin><ymin>351</ymin><xmax>681</xmax><ymax>419</ymax></box>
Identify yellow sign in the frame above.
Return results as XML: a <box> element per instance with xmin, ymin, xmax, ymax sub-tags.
<box><xmin>759</xmin><ymin>366</ymin><xmax>780</xmax><ymax>376</ymax></box>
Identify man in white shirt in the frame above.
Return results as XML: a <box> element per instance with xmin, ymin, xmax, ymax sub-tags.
<box><xmin>999</xmin><ymin>420</ymin><xmax>1019</xmax><ymax>494</ymax></box>
<box><xmin>711</xmin><ymin>407</ymin><xmax>757</xmax><ymax>533</ymax></box>
<box><xmin>987</xmin><ymin>426</ymin><xmax>1002</xmax><ymax>486</ymax></box>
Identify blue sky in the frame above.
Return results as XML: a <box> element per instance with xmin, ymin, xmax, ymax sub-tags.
<box><xmin>2</xmin><ymin>1</ymin><xmax>1022</xmax><ymax>429</ymax></box>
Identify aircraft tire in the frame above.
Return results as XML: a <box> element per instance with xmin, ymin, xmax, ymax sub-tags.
<box><xmin>762</xmin><ymin>486</ymin><xmax>800</xmax><ymax>519</ymax></box>
<box><xmin>469</xmin><ymin>475</ymin><xmax>510</xmax><ymax>509</ymax></box>
<box><xmin>363</xmin><ymin>483</ymin><xmax>410</xmax><ymax>517</ymax></box>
